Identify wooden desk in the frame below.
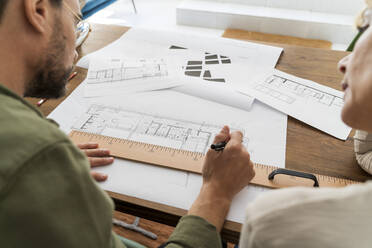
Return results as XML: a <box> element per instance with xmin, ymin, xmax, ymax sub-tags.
<box><xmin>26</xmin><ymin>24</ymin><xmax>372</xmax><ymax>243</ymax></box>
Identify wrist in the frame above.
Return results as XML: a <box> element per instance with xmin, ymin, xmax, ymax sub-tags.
<box><xmin>200</xmin><ymin>182</ymin><xmax>234</xmax><ymax>203</ymax></box>
<box><xmin>188</xmin><ymin>184</ymin><xmax>232</xmax><ymax>232</ymax></box>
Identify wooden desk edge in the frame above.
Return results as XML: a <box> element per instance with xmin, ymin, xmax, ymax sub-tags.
<box><xmin>108</xmin><ymin>191</ymin><xmax>242</xmax><ymax>242</ymax></box>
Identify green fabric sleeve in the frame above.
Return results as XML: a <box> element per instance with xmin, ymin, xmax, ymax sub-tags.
<box><xmin>0</xmin><ymin>140</ymin><xmax>126</xmax><ymax>248</ymax></box>
<box><xmin>164</xmin><ymin>215</ymin><xmax>222</xmax><ymax>248</ymax></box>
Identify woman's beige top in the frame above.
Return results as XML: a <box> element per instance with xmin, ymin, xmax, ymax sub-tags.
<box><xmin>355</xmin><ymin>130</ymin><xmax>372</xmax><ymax>174</ymax></box>
<box><xmin>239</xmin><ymin>182</ymin><xmax>372</xmax><ymax>248</ymax></box>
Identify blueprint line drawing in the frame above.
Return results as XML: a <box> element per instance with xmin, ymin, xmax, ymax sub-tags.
<box><xmin>87</xmin><ymin>58</ymin><xmax>168</xmax><ymax>84</ymax></box>
<box><xmin>72</xmin><ymin>104</ymin><xmax>249</xmax><ymax>154</ymax></box>
<box><xmin>255</xmin><ymin>74</ymin><xmax>344</xmax><ymax>108</ymax></box>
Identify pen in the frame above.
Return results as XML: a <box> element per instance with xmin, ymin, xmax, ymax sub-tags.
<box><xmin>211</xmin><ymin>141</ymin><xmax>227</xmax><ymax>151</ymax></box>
<box><xmin>37</xmin><ymin>71</ymin><xmax>78</xmax><ymax>107</ymax></box>
<box><xmin>67</xmin><ymin>71</ymin><xmax>78</xmax><ymax>81</ymax></box>
<box><xmin>36</xmin><ymin>98</ymin><xmax>47</xmax><ymax>107</ymax></box>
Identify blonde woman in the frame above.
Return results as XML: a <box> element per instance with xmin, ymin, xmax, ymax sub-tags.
<box><xmin>238</xmin><ymin>2</ymin><xmax>372</xmax><ymax>247</ymax></box>
<box><xmin>352</xmin><ymin>1</ymin><xmax>372</xmax><ymax>175</ymax></box>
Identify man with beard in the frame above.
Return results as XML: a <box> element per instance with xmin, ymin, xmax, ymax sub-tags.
<box><xmin>0</xmin><ymin>0</ymin><xmax>255</xmax><ymax>247</ymax></box>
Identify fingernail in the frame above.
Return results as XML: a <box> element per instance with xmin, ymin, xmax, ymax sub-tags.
<box><xmin>100</xmin><ymin>172</ymin><xmax>107</xmax><ymax>176</ymax></box>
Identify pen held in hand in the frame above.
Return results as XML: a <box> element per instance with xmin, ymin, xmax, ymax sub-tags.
<box><xmin>211</xmin><ymin>142</ymin><xmax>227</xmax><ymax>151</ymax></box>
<box><xmin>37</xmin><ymin>71</ymin><xmax>78</xmax><ymax>107</ymax></box>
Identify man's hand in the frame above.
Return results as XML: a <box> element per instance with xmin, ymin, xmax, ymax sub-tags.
<box><xmin>78</xmin><ymin>143</ymin><xmax>114</xmax><ymax>182</ymax></box>
<box><xmin>202</xmin><ymin>126</ymin><xmax>255</xmax><ymax>201</ymax></box>
<box><xmin>188</xmin><ymin>126</ymin><xmax>255</xmax><ymax>231</ymax></box>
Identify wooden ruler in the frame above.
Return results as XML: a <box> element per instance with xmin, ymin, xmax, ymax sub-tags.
<box><xmin>69</xmin><ymin>130</ymin><xmax>359</xmax><ymax>189</ymax></box>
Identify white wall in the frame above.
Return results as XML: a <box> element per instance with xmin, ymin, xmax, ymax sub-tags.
<box><xmin>201</xmin><ymin>0</ymin><xmax>365</xmax><ymax>15</ymax></box>
<box><xmin>177</xmin><ymin>0</ymin><xmax>366</xmax><ymax>47</ymax></box>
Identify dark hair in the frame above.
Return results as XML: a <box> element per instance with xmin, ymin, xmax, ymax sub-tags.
<box><xmin>0</xmin><ymin>0</ymin><xmax>62</xmax><ymax>23</ymax></box>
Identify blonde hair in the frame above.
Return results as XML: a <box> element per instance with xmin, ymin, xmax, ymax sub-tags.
<box><xmin>357</xmin><ymin>0</ymin><xmax>372</xmax><ymax>28</ymax></box>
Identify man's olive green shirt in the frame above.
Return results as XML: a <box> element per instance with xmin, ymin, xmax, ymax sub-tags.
<box><xmin>0</xmin><ymin>84</ymin><xmax>221</xmax><ymax>248</ymax></box>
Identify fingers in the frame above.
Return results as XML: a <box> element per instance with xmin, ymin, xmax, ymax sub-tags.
<box><xmin>91</xmin><ymin>171</ymin><xmax>108</xmax><ymax>182</ymax></box>
<box><xmin>226</xmin><ymin>131</ymin><xmax>243</xmax><ymax>150</ymax></box>
<box><xmin>245</xmin><ymin>160</ymin><xmax>256</xmax><ymax>185</ymax></box>
<box><xmin>89</xmin><ymin>157</ymin><xmax>114</xmax><ymax>167</ymax></box>
<box><xmin>77</xmin><ymin>143</ymin><xmax>99</xmax><ymax>149</ymax></box>
<box><xmin>83</xmin><ymin>148</ymin><xmax>110</xmax><ymax>157</ymax></box>
<box><xmin>213</xmin><ymin>126</ymin><xmax>231</xmax><ymax>144</ymax></box>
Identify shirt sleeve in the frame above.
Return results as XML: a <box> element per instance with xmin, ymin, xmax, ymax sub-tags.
<box><xmin>239</xmin><ymin>183</ymin><xmax>372</xmax><ymax>248</ymax></box>
<box><xmin>0</xmin><ymin>140</ymin><xmax>126</xmax><ymax>248</ymax></box>
<box><xmin>163</xmin><ymin>215</ymin><xmax>222</xmax><ymax>248</ymax></box>
<box><xmin>354</xmin><ymin>130</ymin><xmax>372</xmax><ymax>174</ymax></box>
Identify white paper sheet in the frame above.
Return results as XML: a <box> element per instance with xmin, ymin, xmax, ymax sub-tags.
<box><xmin>173</xmin><ymin>77</ymin><xmax>255</xmax><ymax>111</ymax></box>
<box><xmin>48</xmin><ymin>78</ymin><xmax>288</xmax><ymax>224</ymax></box>
<box><xmin>232</xmin><ymin>69</ymin><xmax>352</xmax><ymax>140</ymax></box>
<box><xmin>77</xmin><ymin>27</ymin><xmax>283</xmax><ymax>111</ymax></box>
<box><xmin>72</xmin><ymin>104</ymin><xmax>251</xmax><ymax>154</ymax></box>
<box><xmin>169</xmin><ymin>48</ymin><xmax>255</xmax><ymax>111</ymax></box>
<box><xmin>84</xmin><ymin>57</ymin><xmax>183</xmax><ymax>97</ymax></box>
<box><xmin>77</xmin><ymin>28</ymin><xmax>283</xmax><ymax>70</ymax></box>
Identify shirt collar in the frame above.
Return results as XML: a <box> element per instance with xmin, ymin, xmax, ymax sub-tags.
<box><xmin>0</xmin><ymin>84</ymin><xmax>44</xmax><ymax>118</ymax></box>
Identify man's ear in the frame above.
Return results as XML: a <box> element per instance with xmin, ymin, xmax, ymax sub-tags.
<box><xmin>23</xmin><ymin>0</ymin><xmax>51</xmax><ymax>33</ymax></box>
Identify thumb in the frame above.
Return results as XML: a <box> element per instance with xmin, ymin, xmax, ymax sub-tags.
<box><xmin>91</xmin><ymin>171</ymin><xmax>108</xmax><ymax>182</ymax></box>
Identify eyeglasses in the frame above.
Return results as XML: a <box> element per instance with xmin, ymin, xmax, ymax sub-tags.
<box><xmin>63</xmin><ymin>1</ymin><xmax>83</xmax><ymax>24</ymax></box>
<box><xmin>63</xmin><ymin>1</ymin><xmax>83</xmax><ymax>35</ymax></box>
<box><xmin>63</xmin><ymin>1</ymin><xmax>89</xmax><ymax>47</ymax></box>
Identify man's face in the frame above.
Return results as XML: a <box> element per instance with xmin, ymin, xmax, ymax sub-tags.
<box><xmin>339</xmin><ymin>19</ymin><xmax>372</xmax><ymax>133</ymax></box>
<box><xmin>24</xmin><ymin>0</ymin><xmax>80</xmax><ymax>99</ymax></box>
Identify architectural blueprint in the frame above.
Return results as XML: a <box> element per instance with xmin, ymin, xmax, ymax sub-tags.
<box><xmin>87</xmin><ymin>58</ymin><xmax>169</xmax><ymax>84</ymax></box>
<box><xmin>232</xmin><ymin>69</ymin><xmax>352</xmax><ymax>140</ymax></box>
<box><xmin>48</xmin><ymin>82</ymin><xmax>287</xmax><ymax>224</ymax></box>
<box><xmin>84</xmin><ymin>57</ymin><xmax>183</xmax><ymax>97</ymax></box>
<box><xmin>76</xmin><ymin>28</ymin><xmax>283</xmax><ymax>110</ymax></box>
<box><xmin>73</xmin><ymin>104</ymin><xmax>249</xmax><ymax>154</ymax></box>
<box><xmin>256</xmin><ymin>74</ymin><xmax>344</xmax><ymax>108</ymax></box>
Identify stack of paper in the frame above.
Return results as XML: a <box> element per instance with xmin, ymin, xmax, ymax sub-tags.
<box><xmin>78</xmin><ymin>28</ymin><xmax>284</xmax><ymax>111</ymax></box>
<box><xmin>49</xmin><ymin>28</ymin><xmax>289</xmax><ymax>224</ymax></box>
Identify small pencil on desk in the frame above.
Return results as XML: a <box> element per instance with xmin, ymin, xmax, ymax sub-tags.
<box><xmin>37</xmin><ymin>71</ymin><xmax>78</xmax><ymax>107</ymax></box>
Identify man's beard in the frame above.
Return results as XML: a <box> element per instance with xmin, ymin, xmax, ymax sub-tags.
<box><xmin>24</xmin><ymin>21</ymin><xmax>73</xmax><ymax>99</ymax></box>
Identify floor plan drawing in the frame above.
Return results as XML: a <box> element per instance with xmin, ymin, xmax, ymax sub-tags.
<box><xmin>256</xmin><ymin>74</ymin><xmax>344</xmax><ymax>108</ymax></box>
<box><xmin>83</xmin><ymin>57</ymin><xmax>182</xmax><ymax>98</ymax></box>
<box><xmin>237</xmin><ymin>69</ymin><xmax>351</xmax><ymax>140</ymax></box>
<box><xmin>87</xmin><ymin>58</ymin><xmax>169</xmax><ymax>84</ymax></box>
<box><xmin>72</xmin><ymin>104</ymin><xmax>249</xmax><ymax>154</ymax></box>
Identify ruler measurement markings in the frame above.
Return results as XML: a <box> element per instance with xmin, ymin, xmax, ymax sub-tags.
<box><xmin>69</xmin><ymin>130</ymin><xmax>358</xmax><ymax>188</ymax></box>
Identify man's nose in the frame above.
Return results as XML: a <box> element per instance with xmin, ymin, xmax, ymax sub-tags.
<box><xmin>338</xmin><ymin>54</ymin><xmax>351</xmax><ymax>74</ymax></box>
